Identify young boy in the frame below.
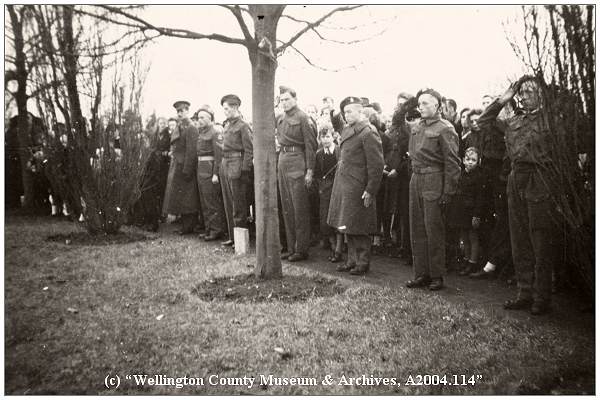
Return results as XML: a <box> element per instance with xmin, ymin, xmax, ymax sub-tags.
<box><xmin>447</xmin><ymin>147</ymin><xmax>488</xmax><ymax>275</ymax></box>
<box><xmin>314</xmin><ymin>125</ymin><xmax>343</xmax><ymax>263</ymax></box>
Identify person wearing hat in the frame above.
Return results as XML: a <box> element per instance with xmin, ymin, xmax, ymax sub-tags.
<box><xmin>276</xmin><ymin>85</ymin><xmax>318</xmax><ymax>262</ymax></box>
<box><xmin>218</xmin><ymin>94</ymin><xmax>253</xmax><ymax>247</ymax></box>
<box><xmin>193</xmin><ymin>105</ymin><xmax>227</xmax><ymax>241</ymax></box>
<box><xmin>328</xmin><ymin>96</ymin><xmax>384</xmax><ymax>275</ymax></box>
<box><xmin>405</xmin><ymin>88</ymin><xmax>460</xmax><ymax>291</ymax></box>
<box><xmin>162</xmin><ymin>100</ymin><xmax>201</xmax><ymax>234</ymax></box>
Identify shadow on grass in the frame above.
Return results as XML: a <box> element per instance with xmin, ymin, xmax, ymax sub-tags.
<box><xmin>46</xmin><ymin>231</ymin><xmax>149</xmax><ymax>246</ymax></box>
<box><xmin>192</xmin><ymin>273</ymin><xmax>346</xmax><ymax>303</ymax></box>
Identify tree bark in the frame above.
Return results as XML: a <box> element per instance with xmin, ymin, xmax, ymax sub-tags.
<box><xmin>7</xmin><ymin>5</ymin><xmax>35</xmax><ymax>209</ymax></box>
<box><xmin>249</xmin><ymin>5</ymin><xmax>284</xmax><ymax>279</ymax></box>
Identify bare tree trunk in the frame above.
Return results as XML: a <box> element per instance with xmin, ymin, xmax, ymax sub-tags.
<box><xmin>249</xmin><ymin>5</ymin><xmax>284</xmax><ymax>279</ymax></box>
<box><xmin>7</xmin><ymin>5</ymin><xmax>35</xmax><ymax>209</ymax></box>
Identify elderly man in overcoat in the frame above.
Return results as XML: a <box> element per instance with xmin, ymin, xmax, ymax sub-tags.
<box><xmin>328</xmin><ymin>96</ymin><xmax>384</xmax><ymax>275</ymax></box>
<box><xmin>162</xmin><ymin>100</ymin><xmax>200</xmax><ymax>234</ymax></box>
<box><xmin>405</xmin><ymin>88</ymin><xmax>461</xmax><ymax>291</ymax></box>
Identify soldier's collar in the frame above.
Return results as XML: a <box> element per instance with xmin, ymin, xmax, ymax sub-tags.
<box><xmin>421</xmin><ymin>115</ymin><xmax>441</xmax><ymax>126</ymax></box>
<box><xmin>284</xmin><ymin>105</ymin><xmax>299</xmax><ymax>116</ymax></box>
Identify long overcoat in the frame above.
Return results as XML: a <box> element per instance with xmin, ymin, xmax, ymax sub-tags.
<box><xmin>162</xmin><ymin>118</ymin><xmax>200</xmax><ymax>215</ymax></box>
<box><xmin>327</xmin><ymin>120</ymin><xmax>384</xmax><ymax>235</ymax></box>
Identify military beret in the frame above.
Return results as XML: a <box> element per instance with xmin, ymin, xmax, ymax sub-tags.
<box><xmin>369</xmin><ymin>102</ymin><xmax>382</xmax><ymax>113</ymax></box>
<box><xmin>339</xmin><ymin>96</ymin><xmax>363</xmax><ymax>113</ymax></box>
<box><xmin>220</xmin><ymin>94</ymin><xmax>241</xmax><ymax>107</ymax></box>
<box><xmin>416</xmin><ymin>88</ymin><xmax>443</xmax><ymax>106</ymax></box>
<box><xmin>194</xmin><ymin>105</ymin><xmax>214</xmax><ymax>121</ymax></box>
<box><xmin>173</xmin><ymin>100</ymin><xmax>191</xmax><ymax>110</ymax></box>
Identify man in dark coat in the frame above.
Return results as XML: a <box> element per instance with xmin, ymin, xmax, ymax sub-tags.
<box><xmin>218</xmin><ymin>94</ymin><xmax>253</xmax><ymax>247</ymax></box>
<box><xmin>193</xmin><ymin>105</ymin><xmax>227</xmax><ymax>241</ymax></box>
<box><xmin>328</xmin><ymin>96</ymin><xmax>384</xmax><ymax>275</ymax></box>
<box><xmin>277</xmin><ymin>85</ymin><xmax>318</xmax><ymax>261</ymax></box>
<box><xmin>405</xmin><ymin>88</ymin><xmax>461</xmax><ymax>291</ymax></box>
<box><xmin>162</xmin><ymin>100</ymin><xmax>200</xmax><ymax>234</ymax></box>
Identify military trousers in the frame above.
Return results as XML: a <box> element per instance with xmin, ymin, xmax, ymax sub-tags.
<box><xmin>482</xmin><ymin>158</ymin><xmax>512</xmax><ymax>268</ymax></box>
<box><xmin>219</xmin><ymin>156</ymin><xmax>248</xmax><ymax>241</ymax></box>
<box><xmin>346</xmin><ymin>234</ymin><xmax>371</xmax><ymax>268</ymax></box>
<box><xmin>409</xmin><ymin>171</ymin><xmax>445</xmax><ymax>279</ymax></box>
<box><xmin>277</xmin><ymin>151</ymin><xmax>311</xmax><ymax>255</ymax></box>
<box><xmin>197</xmin><ymin>160</ymin><xmax>226</xmax><ymax>236</ymax></box>
<box><xmin>507</xmin><ymin>168</ymin><xmax>557</xmax><ymax>303</ymax></box>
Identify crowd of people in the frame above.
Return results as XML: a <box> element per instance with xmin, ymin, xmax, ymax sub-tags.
<box><xmin>25</xmin><ymin>75</ymin><xmax>572</xmax><ymax>316</ymax></box>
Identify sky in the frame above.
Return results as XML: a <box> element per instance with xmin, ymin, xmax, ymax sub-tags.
<box><xmin>135</xmin><ymin>5</ymin><xmax>527</xmax><ymax>122</ymax></box>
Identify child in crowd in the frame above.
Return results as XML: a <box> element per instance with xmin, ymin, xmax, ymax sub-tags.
<box><xmin>447</xmin><ymin>147</ymin><xmax>488</xmax><ymax>275</ymax></box>
<box><xmin>314</xmin><ymin>125</ymin><xmax>343</xmax><ymax>262</ymax></box>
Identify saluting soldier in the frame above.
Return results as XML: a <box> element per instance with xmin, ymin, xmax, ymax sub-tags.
<box><xmin>193</xmin><ymin>105</ymin><xmax>227</xmax><ymax>241</ymax></box>
<box><xmin>480</xmin><ymin>76</ymin><xmax>557</xmax><ymax>315</ymax></box>
<box><xmin>162</xmin><ymin>100</ymin><xmax>200</xmax><ymax>234</ymax></box>
<box><xmin>405</xmin><ymin>89</ymin><xmax>461</xmax><ymax>291</ymax></box>
<box><xmin>218</xmin><ymin>94</ymin><xmax>253</xmax><ymax>247</ymax></box>
<box><xmin>277</xmin><ymin>86</ymin><xmax>318</xmax><ymax>261</ymax></box>
<box><xmin>328</xmin><ymin>96</ymin><xmax>384</xmax><ymax>275</ymax></box>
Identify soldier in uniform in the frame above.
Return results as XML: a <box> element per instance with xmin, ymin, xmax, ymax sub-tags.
<box><xmin>162</xmin><ymin>100</ymin><xmax>200</xmax><ymax>234</ymax></box>
<box><xmin>218</xmin><ymin>94</ymin><xmax>253</xmax><ymax>247</ymax></box>
<box><xmin>405</xmin><ymin>88</ymin><xmax>461</xmax><ymax>291</ymax></box>
<box><xmin>193</xmin><ymin>105</ymin><xmax>227</xmax><ymax>241</ymax></box>
<box><xmin>328</xmin><ymin>96</ymin><xmax>384</xmax><ymax>275</ymax></box>
<box><xmin>277</xmin><ymin>86</ymin><xmax>318</xmax><ymax>261</ymax></box>
<box><xmin>480</xmin><ymin>76</ymin><xmax>558</xmax><ymax>315</ymax></box>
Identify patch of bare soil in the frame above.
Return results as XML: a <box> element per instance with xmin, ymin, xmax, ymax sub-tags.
<box><xmin>46</xmin><ymin>231</ymin><xmax>148</xmax><ymax>246</ymax></box>
<box><xmin>192</xmin><ymin>273</ymin><xmax>346</xmax><ymax>303</ymax></box>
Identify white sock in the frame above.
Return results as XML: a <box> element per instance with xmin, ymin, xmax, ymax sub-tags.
<box><xmin>483</xmin><ymin>262</ymin><xmax>496</xmax><ymax>273</ymax></box>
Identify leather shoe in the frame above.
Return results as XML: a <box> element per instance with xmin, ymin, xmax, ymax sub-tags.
<box><xmin>469</xmin><ymin>269</ymin><xmax>497</xmax><ymax>279</ymax></box>
<box><xmin>336</xmin><ymin>263</ymin><xmax>355</xmax><ymax>272</ymax></box>
<box><xmin>406</xmin><ymin>275</ymin><xmax>431</xmax><ymax>288</ymax></box>
<box><xmin>503</xmin><ymin>298</ymin><xmax>533</xmax><ymax>310</ymax></box>
<box><xmin>287</xmin><ymin>252</ymin><xmax>307</xmax><ymax>262</ymax></box>
<box><xmin>349</xmin><ymin>265</ymin><xmax>369</xmax><ymax>275</ymax></box>
<box><xmin>176</xmin><ymin>229</ymin><xmax>195</xmax><ymax>236</ymax></box>
<box><xmin>429</xmin><ymin>277</ymin><xmax>444</xmax><ymax>291</ymax></box>
<box><xmin>530</xmin><ymin>301</ymin><xmax>551</xmax><ymax>316</ymax></box>
<box><xmin>330</xmin><ymin>252</ymin><xmax>343</xmax><ymax>263</ymax></box>
<box><xmin>220</xmin><ymin>239</ymin><xmax>234</xmax><ymax>247</ymax></box>
<box><xmin>280</xmin><ymin>252</ymin><xmax>292</xmax><ymax>260</ymax></box>
<box><xmin>204</xmin><ymin>232</ymin><xmax>221</xmax><ymax>241</ymax></box>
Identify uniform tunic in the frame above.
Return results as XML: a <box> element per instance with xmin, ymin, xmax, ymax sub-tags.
<box><xmin>277</xmin><ymin>106</ymin><xmax>318</xmax><ymax>254</ymax></box>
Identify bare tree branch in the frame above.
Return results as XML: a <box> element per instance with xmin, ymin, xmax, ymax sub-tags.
<box><xmin>276</xmin><ymin>5</ymin><xmax>362</xmax><ymax>55</ymax></box>
<box><xmin>279</xmin><ymin>40</ymin><xmax>361</xmax><ymax>73</ymax></box>
<box><xmin>91</xmin><ymin>5</ymin><xmax>249</xmax><ymax>47</ymax></box>
<box><xmin>220</xmin><ymin>5</ymin><xmax>254</xmax><ymax>43</ymax></box>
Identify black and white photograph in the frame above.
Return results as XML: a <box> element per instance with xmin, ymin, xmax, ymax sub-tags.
<box><xmin>3</xmin><ymin>3</ymin><xmax>595</xmax><ymax>395</ymax></box>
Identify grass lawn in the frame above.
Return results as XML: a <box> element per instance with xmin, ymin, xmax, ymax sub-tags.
<box><xmin>4</xmin><ymin>216</ymin><xmax>595</xmax><ymax>394</ymax></box>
